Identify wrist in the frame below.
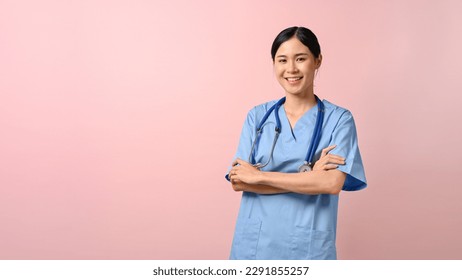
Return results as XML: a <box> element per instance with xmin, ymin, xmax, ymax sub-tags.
<box><xmin>255</xmin><ymin>170</ymin><xmax>267</xmax><ymax>185</ymax></box>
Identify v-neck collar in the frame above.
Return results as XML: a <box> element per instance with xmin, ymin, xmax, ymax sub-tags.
<box><xmin>279</xmin><ymin>102</ymin><xmax>319</xmax><ymax>141</ymax></box>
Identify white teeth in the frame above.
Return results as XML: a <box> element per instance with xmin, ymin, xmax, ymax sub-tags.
<box><xmin>286</xmin><ymin>77</ymin><xmax>302</xmax><ymax>82</ymax></box>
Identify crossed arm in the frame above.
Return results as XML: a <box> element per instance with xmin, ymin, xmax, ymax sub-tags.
<box><xmin>228</xmin><ymin>145</ymin><xmax>347</xmax><ymax>195</ymax></box>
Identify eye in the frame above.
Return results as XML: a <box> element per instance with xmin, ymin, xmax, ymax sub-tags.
<box><xmin>296</xmin><ymin>57</ymin><xmax>306</xmax><ymax>62</ymax></box>
<box><xmin>278</xmin><ymin>59</ymin><xmax>287</xmax><ymax>63</ymax></box>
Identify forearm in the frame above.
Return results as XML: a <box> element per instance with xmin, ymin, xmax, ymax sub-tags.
<box><xmin>232</xmin><ymin>181</ymin><xmax>289</xmax><ymax>194</ymax></box>
<box><xmin>228</xmin><ymin>158</ymin><xmax>346</xmax><ymax>195</ymax></box>
<box><xmin>256</xmin><ymin>170</ymin><xmax>346</xmax><ymax>195</ymax></box>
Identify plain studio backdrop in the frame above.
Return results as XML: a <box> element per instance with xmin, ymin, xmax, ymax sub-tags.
<box><xmin>1</xmin><ymin>0</ymin><xmax>461</xmax><ymax>259</ymax></box>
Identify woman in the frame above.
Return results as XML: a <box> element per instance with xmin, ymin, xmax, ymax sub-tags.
<box><xmin>226</xmin><ymin>26</ymin><xmax>367</xmax><ymax>260</ymax></box>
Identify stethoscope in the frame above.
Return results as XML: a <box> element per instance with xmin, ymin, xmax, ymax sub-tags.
<box><xmin>248</xmin><ymin>95</ymin><xmax>325</xmax><ymax>172</ymax></box>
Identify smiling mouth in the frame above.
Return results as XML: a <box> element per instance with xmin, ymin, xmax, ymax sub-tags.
<box><xmin>285</xmin><ymin>77</ymin><xmax>303</xmax><ymax>82</ymax></box>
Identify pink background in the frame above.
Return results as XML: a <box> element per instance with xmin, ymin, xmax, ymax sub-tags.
<box><xmin>1</xmin><ymin>0</ymin><xmax>461</xmax><ymax>259</ymax></box>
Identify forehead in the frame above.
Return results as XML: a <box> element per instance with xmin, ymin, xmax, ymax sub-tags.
<box><xmin>275</xmin><ymin>37</ymin><xmax>311</xmax><ymax>56</ymax></box>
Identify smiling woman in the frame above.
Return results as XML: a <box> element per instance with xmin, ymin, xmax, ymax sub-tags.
<box><xmin>226</xmin><ymin>26</ymin><xmax>367</xmax><ymax>260</ymax></box>
<box><xmin>272</xmin><ymin>27</ymin><xmax>322</xmax><ymax>103</ymax></box>
<box><xmin>273</xmin><ymin>36</ymin><xmax>322</xmax><ymax>127</ymax></box>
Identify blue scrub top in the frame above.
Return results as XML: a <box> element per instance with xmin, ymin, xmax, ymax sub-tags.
<box><xmin>226</xmin><ymin>98</ymin><xmax>367</xmax><ymax>260</ymax></box>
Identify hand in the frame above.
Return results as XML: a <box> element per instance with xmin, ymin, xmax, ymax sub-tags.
<box><xmin>312</xmin><ymin>145</ymin><xmax>345</xmax><ymax>171</ymax></box>
<box><xmin>231</xmin><ymin>181</ymin><xmax>246</xmax><ymax>192</ymax></box>
<box><xmin>228</xmin><ymin>158</ymin><xmax>262</xmax><ymax>185</ymax></box>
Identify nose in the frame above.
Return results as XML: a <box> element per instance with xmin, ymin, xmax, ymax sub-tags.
<box><xmin>286</xmin><ymin>60</ymin><xmax>298</xmax><ymax>73</ymax></box>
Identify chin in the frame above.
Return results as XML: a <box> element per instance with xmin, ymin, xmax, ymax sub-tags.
<box><xmin>284</xmin><ymin>88</ymin><xmax>306</xmax><ymax>96</ymax></box>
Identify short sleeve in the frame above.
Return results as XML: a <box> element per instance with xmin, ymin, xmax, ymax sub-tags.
<box><xmin>329</xmin><ymin>110</ymin><xmax>367</xmax><ymax>191</ymax></box>
<box><xmin>225</xmin><ymin>109</ymin><xmax>256</xmax><ymax>181</ymax></box>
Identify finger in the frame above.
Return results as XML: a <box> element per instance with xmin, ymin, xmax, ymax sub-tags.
<box><xmin>315</xmin><ymin>158</ymin><xmax>344</xmax><ymax>171</ymax></box>
<box><xmin>233</xmin><ymin>158</ymin><xmax>249</xmax><ymax>167</ymax></box>
<box><xmin>329</xmin><ymin>159</ymin><xmax>346</xmax><ymax>165</ymax></box>
<box><xmin>230</xmin><ymin>173</ymin><xmax>240</xmax><ymax>183</ymax></box>
<box><xmin>325</xmin><ymin>154</ymin><xmax>345</xmax><ymax>161</ymax></box>
<box><xmin>323</xmin><ymin>156</ymin><xmax>346</xmax><ymax>165</ymax></box>
<box><xmin>323</xmin><ymin>164</ymin><xmax>339</xmax><ymax>170</ymax></box>
<box><xmin>321</xmin><ymin>145</ymin><xmax>337</xmax><ymax>157</ymax></box>
<box><xmin>231</xmin><ymin>165</ymin><xmax>243</xmax><ymax>173</ymax></box>
<box><xmin>232</xmin><ymin>158</ymin><xmax>246</xmax><ymax>166</ymax></box>
<box><xmin>232</xmin><ymin>178</ymin><xmax>242</xmax><ymax>184</ymax></box>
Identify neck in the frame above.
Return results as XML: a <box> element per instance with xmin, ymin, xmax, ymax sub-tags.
<box><xmin>284</xmin><ymin>92</ymin><xmax>317</xmax><ymax>114</ymax></box>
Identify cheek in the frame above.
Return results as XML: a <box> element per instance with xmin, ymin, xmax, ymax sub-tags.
<box><xmin>274</xmin><ymin>69</ymin><xmax>285</xmax><ymax>81</ymax></box>
<box><xmin>303</xmin><ymin>66</ymin><xmax>317</xmax><ymax>77</ymax></box>
<box><xmin>273</xmin><ymin>65</ymin><xmax>282</xmax><ymax>75</ymax></box>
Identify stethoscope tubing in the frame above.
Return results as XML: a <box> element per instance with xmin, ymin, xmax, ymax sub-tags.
<box><xmin>249</xmin><ymin>95</ymin><xmax>324</xmax><ymax>169</ymax></box>
<box><xmin>304</xmin><ymin>98</ymin><xmax>325</xmax><ymax>166</ymax></box>
<box><xmin>248</xmin><ymin>98</ymin><xmax>285</xmax><ymax>168</ymax></box>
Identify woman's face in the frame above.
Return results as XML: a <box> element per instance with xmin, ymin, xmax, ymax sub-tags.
<box><xmin>273</xmin><ymin>37</ymin><xmax>322</xmax><ymax>97</ymax></box>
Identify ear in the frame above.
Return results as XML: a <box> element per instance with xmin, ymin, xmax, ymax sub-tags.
<box><xmin>315</xmin><ymin>54</ymin><xmax>323</xmax><ymax>69</ymax></box>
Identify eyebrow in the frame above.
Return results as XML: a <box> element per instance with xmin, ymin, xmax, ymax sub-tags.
<box><xmin>276</xmin><ymin>53</ymin><xmax>310</xmax><ymax>58</ymax></box>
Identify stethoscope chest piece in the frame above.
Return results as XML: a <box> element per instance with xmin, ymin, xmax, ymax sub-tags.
<box><xmin>253</xmin><ymin>163</ymin><xmax>263</xmax><ymax>170</ymax></box>
<box><xmin>298</xmin><ymin>163</ymin><xmax>312</xmax><ymax>173</ymax></box>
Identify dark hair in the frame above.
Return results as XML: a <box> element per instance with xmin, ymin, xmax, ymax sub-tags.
<box><xmin>271</xmin><ymin>26</ymin><xmax>321</xmax><ymax>61</ymax></box>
